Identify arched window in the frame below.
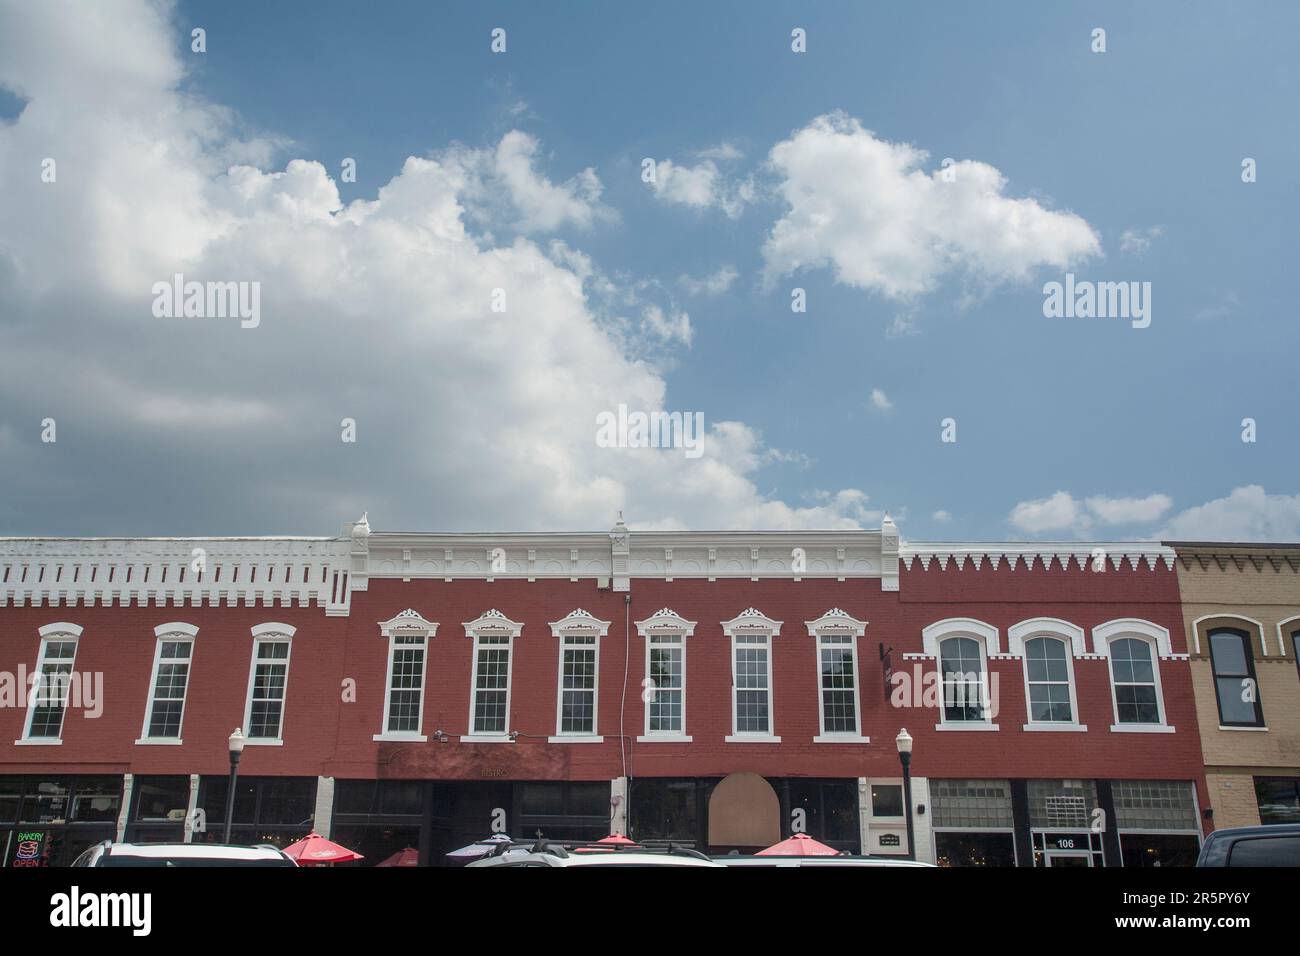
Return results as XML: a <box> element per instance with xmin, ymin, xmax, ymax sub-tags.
<box><xmin>1024</xmin><ymin>638</ymin><xmax>1074</xmax><ymax>723</ymax></box>
<box><xmin>1208</xmin><ymin>628</ymin><xmax>1264</xmax><ymax>727</ymax></box>
<box><xmin>1093</xmin><ymin>619</ymin><xmax>1173</xmax><ymax>733</ymax></box>
<box><xmin>940</xmin><ymin>637</ymin><xmax>988</xmax><ymax>723</ymax></box>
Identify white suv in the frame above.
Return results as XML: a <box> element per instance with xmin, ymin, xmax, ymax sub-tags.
<box><xmin>71</xmin><ymin>842</ymin><xmax>298</xmax><ymax>867</ymax></box>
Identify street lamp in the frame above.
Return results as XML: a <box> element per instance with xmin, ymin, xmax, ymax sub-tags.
<box><xmin>896</xmin><ymin>728</ymin><xmax>915</xmax><ymax>861</ymax></box>
<box><xmin>223</xmin><ymin>728</ymin><xmax>245</xmax><ymax>843</ymax></box>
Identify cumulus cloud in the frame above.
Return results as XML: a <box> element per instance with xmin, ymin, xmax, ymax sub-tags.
<box><xmin>649</xmin><ymin>155</ymin><xmax>754</xmax><ymax>218</ymax></box>
<box><xmin>1159</xmin><ymin>486</ymin><xmax>1300</xmax><ymax>541</ymax></box>
<box><xmin>641</xmin><ymin>304</ymin><xmax>693</xmax><ymax>346</ymax></box>
<box><xmin>1008</xmin><ymin>491</ymin><xmax>1172</xmax><ymax>535</ymax></box>
<box><xmin>447</xmin><ymin>129</ymin><xmax>612</xmax><ymax>233</ymax></box>
<box><xmin>762</xmin><ymin>113</ymin><xmax>1100</xmax><ymax>300</ymax></box>
<box><xmin>0</xmin><ymin>0</ymin><xmax>872</xmax><ymax>535</ymax></box>
<box><xmin>869</xmin><ymin>388</ymin><xmax>892</xmax><ymax>411</ymax></box>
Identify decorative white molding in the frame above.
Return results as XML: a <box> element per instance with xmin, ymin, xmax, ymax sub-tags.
<box><xmin>901</xmin><ymin>542</ymin><xmax>1176</xmax><ymax>573</ymax></box>
<box><xmin>549</xmin><ymin>608</ymin><xmax>612</xmax><ymax>638</ymax></box>
<box><xmin>1091</xmin><ymin>618</ymin><xmax>1173</xmax><ymax>658</ymax></box>
<box><xmin>463</xmin><ymin>609</ymin><xmax>524</xmax><ymax>638</ymax></box>
<box><xmin>251</xmin><ymin>622</ymin><xmax>297</xmax><ymax>639</ymax></box>
<box><xmin>805</xmin><ymin>608</ymin><xmax>868</xmax><ymax>637</ymax></box>
<box><xmin>921</xmin><ymin>618</ymin><xmax>1001</xmax><ymax>657</ymax></box>
<box><xmin>38</xmin><ymin>622</ymin><xmax>83</xmax><ymax>638</ymax></box>
<box><xmin>721</xmin><ymin>608</ymin><xmax>783</xmax><ymax>636</ymax></box>
<box><xmin>1189</xmin><ymin>613</ymin><xmax>1266</xmax><ymax>657</ymax></box>
<box><xmin>1006</xmin><ymin>618</ymin><xmax>1086</xmax><ymax>657</ymax></box>
<box><xmin>153</xmin><ymin>622</ymin><xmax>199</xmax><ymax>639</ymax></box>
<box><xmin>378</xmin><ymin>609</ymin><xmax>438</xmax><ymax>638</ymax></box>
<box><xmin>634</xmin><ymin>608</ymin><xmax>696</xmax><ymax>637</ymax></box>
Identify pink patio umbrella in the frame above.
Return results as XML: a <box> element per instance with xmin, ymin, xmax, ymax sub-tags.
<box><xmin>283</xmin><ymin>832</ymin><xmax>364</xmax><ymax>866</ymax></box>
<box><xmin>574</xmin><ymin>834</ymin><xmax>640</xmax><ymax>853</ymax></box>
<box><xmin>375</xmin><ymin>847</ymin><xmax>420</xmax><ymax>867</ymax></box>
<box><xmin>756</xmin><ymin>833</ymin><xmax>839</xmax><ymax>857</ymax></box>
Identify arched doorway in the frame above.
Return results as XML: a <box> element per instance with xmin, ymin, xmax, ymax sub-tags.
<box><xmin>707</xmin><ymin>772</ymin><xmax>779</xmax><ymax>849</ymax></box>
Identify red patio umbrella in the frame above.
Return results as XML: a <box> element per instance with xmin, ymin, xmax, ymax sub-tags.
<box><xmin>375</xmin><ymin>847</ymin><xmax>420</xmax><ymax>867</ymax></box>
<box><xmin>574</xmin><ymin>834</ymin><xmax>640</xmax><ymax>853</ymax></box>
<box><xmin>283</xmin><ymin>832</ymin><xmax>364</xmax><ymax>866</ymax></box>
<box><xmin>756</xmin><ymin>833</ymin><xmax>839</xmax><ymax>856</ymax></box>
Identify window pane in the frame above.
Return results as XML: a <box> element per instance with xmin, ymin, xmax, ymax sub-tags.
<box><xmin>1209</xmin><ymin>631</ymin><xmax>1249</xmax><ymax>675</ymax></box>
<box><xmin>871</xmin><ymin>784</ymin><xmax>903</xmax><ymax>817</ymax></box>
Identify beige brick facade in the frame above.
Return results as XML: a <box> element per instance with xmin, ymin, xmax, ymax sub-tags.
<box><xmin>1172</xmin><ymin>544</ymin><xmax>1300</xmax><ymax>829</ymax></box>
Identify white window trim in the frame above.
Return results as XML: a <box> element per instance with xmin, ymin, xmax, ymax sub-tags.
<box><xmin>18</xmin><ymin>622</ymin><xmax>84</xmax><ymax>745</ymax></box>
<box><xmin>635</xmin><ymin>608</ymin><xmax>696</xmax><ymax>742</ymax></box>
<box><xmin>242</xmin><ymin>623</ymin><xmax>296</xmax><ymax>745</ymax></box>
<box><xmin>806</xmin><ymin>608</ymin><xmax>870</xmax><ymax>743</ymax></box>
<box><xmin>923</xmin><ymin>618</ymin><xmax>999</xmax><ymax>730</ymax></box>
<box><xmin>549</xmin><ymin>609</ymin><xmax>610</xmax><ymax>742</ymax></box>
<box><xmin>1092</xmin><ymin>618</ymin><xmax>1173</xmax><ymax>733</ymax></box>
<box><xmin>465</xmin><ymin>609</ymin><xmax>523</xmax><ymax>742</ymax></box>
<box><xmin>722</xmin><ymin>608</ymin><xmax>782</xmax><ymax>742</ymax></box>
<box><xmin>1008</xmin><ymin>619</ymin><xmax>1086</xmax><ymax>732</ymax></box>
<box><xmin>136</xmin><ymin>622</ymin><xmax>199</xmax><ymax>745</ymax></box>
<box><xmin>373</xmin><ymin>609</ymin><xmax>437</xmax><ymax>742</ymax></box>
<box><xmin>1274</xmin><ymin>614</ymin><xmax>1300</xmax><ymax>659</ymax></box>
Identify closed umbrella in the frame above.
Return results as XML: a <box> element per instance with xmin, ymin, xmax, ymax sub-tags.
<box><xmin>756</xmin><ymin>833</ymin><xmax>839</xmax><ymax>856</ymax></box>
<box><xmin>283</xmin><ymin>832</ymin><xmax>364</xmax><ymax>866</ymax></box>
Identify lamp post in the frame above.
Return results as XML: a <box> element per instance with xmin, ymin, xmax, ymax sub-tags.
<box><xmin>896</xmin><ymin>728</ymin><xmax>915</xmax><ymax>861</ymax></box>
<box><xmin>223</xmin><ymin>728</ymin><xmax>245</xmax><ymax>844</ymax></box>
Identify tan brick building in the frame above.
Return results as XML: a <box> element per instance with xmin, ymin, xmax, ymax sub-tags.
<box><xmin>1170</xmin><ymin>542</ymin><xmax>1300</xmax><ymax>830</ymax></box>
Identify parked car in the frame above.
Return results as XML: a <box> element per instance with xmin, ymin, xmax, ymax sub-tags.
<box><xmin>71</xmin><ymin>841</ymin><xmax>298</xmax><ymax>867</ymax></box>
<box><xmin>1195</xmin><ymin>824</ymin><xmax>1300</xmax><ymax>867</ymax></box>
<box><xmin>466</xmin><ymin>839</ymin><xmax>724</xmax><ymax>867</ymax></box>
<box><xmin>714</xmin><ymin>854</ymin><xmax>935</xmax><ymax>867</ymax></box>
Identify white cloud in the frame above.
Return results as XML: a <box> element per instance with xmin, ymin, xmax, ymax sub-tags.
<box><xmin>1085</xmin><ymin>493</ymin><xmax>1172</xmax><ymax>525</ymax></box>
<box><xmin>679</xmin><ymin>266</ymin><xmax>739</xmax><ymax>296</ymax></box>
<box><xmin>1009</xmin><ymin>492</ymin><xmax>1092</xmax><ymax>535</ymax></box>
<box><xmin>932</xmin><ymin>509</ymin><xmax>952</xmax><ymax>523</ymax></box>
<box><xmin>869</xmin><ymin>388</ymin><xmax>892</xmax><ymax>411</ymax></box>
<box><xmin>443</xmin><ymin>129</ymin><xmax>612</xmax><ymax>233</ymax></box>
<box><xmin>1009</xmin><ymin>491</ymin><xmax>1173</xmax><ymax>535</ymax></box>
<box><xmin>641</xmin><ymin>304</ymin><xmax>693</xmax><ymax>347</ymax></box>
<box><xmin>0</xmin><ymin>0</ymin><xmax>872</xmax><ymax>534</ymax></box>
<box><xmin>1119</xmin><ymin>226</ymin><xmax>1163</xmax><ymax>255</ymax></box>
<box><xmin>650</xmin><ymin>157</ymin><xmax>754</xmax><ymax>218</ymax></box>
<box><xmin>762</xmin><ymin>112</ymin><xmax>1100</xmax><ymax>300</ymax></box>
<box><xmin>1159</xmin><ymin>486</ymin><xmax>1300</xmax><ymax>541</ymax></box>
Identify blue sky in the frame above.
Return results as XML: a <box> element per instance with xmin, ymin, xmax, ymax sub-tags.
<box><xmin>0</xmin><ymin>0</ymin><xmax>1297</xmax><ymax>539</ymax></box>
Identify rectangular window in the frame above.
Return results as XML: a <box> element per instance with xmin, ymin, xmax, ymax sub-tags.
<box><xmin>1209</xmin><ymin>629</ymin><xmax>1264</xmax><ymax>727</ymax></box>
<box><xmin>817</xmin><ymin>634</ymin><xmax>859</xmax><ymax>735</ymax></box>
<box><xmin>646</xmin><ymin>634</ymin><xmax>684</xmax><ymax>734</ymax></box>
<box><xmin>557</xmin><ymin>635</ymin><xmax>597</xmax><ymax>735</ymax></box>
<box><xmin>732</xmin><ymin>634</ymin><xmax>772</xmax><ymax>735</ymax></box>
<box><xmin>384</xmin><ymin>634</ymin><xmax>426</xmax><ymax>735</ymax></box>
<box><xmin>24</xmin><ymin>638</ymin><xmax>78</xmax><ymax>740</ymax></box>
<box><xmin>472</xmin><ymin>636</ymin><xmax>512</xmax><ymax>735</ymax></box>
<box><xmin>1254</xmin><ymin>777</ymin><xmax>1300</xmax><ymax>826</ymax></box>
<box><xmin>1109</xmin><ymin>638</ymin><xmax>1162</xmax><ymax>724</ymax></box>
<box><xmin>246</xmin><ymin>639</ymin><xmax>291</xmax><ymax>740</ymax></box>
<box><xmin>143</xmin><ymin>638</ymin><xmax>192</xmax><ymax>739</ymax></box>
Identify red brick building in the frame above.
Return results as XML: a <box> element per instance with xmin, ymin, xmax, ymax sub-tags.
<box><xmin>0</xmin><ymin>516</ymin><xmax>1210</xmax><ymax>866</ymax></box>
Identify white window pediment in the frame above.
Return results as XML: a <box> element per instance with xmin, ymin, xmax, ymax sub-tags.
<box><xmin>922</xmin><ymin>617</ymin><xmax>1001</xmax><ymax>657</ymax></box>
<box><xmin>1007</xmin><ymin>618</ymin><xmax>1085</xmax><ymax>657</ymax></box>
<box><xmin>1091</xmin><ymin>618</ymin><xmax>1171</xmax><ymax>658</ymax></box>
<box><xmin>721</xmin><ymin>607</ymin><xmax>783</xmax><ymax>637</ymax></box>
<box><xmin>635</xmin><ymin>608</ymin><xmax>696</xmax><ymax>638</ymax></box>
<box><xmin>549</xmin><ymin>609</ymin><xmax>612</xmax><ymax>638</ymax></box>
<box><xmin>805</xmin><ymin>608</ymin><xmax>867</xmax><ymax>637</ymax></box>
<box><xmin>153</xmin><ymin>622</ymin><xmax>199</xmax><ymax>640</ymax></box>
<box><xmin>378</xmin><ymin>609</ymin><xmax>438</xmax><ymax>638</ymax></box>
<box><xmin>251</xmin><ymin>622</ymin><xmax>296</xmax><ymax>640</ymax></box>
<box><xmin>464</xmin><ymin>608</ymin><xmax>523</xmax><ymax>639</ymax></box>
<box><xmin>37</xmin><ymin>622</ymin><xmax>83</xmax><ymax>640</ymax></box>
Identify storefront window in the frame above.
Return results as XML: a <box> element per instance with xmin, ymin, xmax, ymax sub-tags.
<box><xmin>1121</xmin><ymin>833</ymin><xmax>1201</xmax><ymax>867</ymax></box>
<box><xmin>871</xmin><ymin>784</ymin><xmax>903</xmax><ymax>818</ymax></box>
<box><xmin>19</xmin><ymin>778</ymin><xmax>71</xmax><ymax>824</ymax></box>
<box><xmin>1113</xmin><ymin>780</ymin><xmax>1198</xmax><ymax>830</ymax></box>
<box><xmin>516</xmin><ymin>781</ymin><xmax>609</xmax><ymax>842</ymax></box>
<box><xmin>0</xmin><ymin>777</ymin><xmax>20</xmax><ymax>824</ymax></box>
<box><xmin>629</xmin><ymin>778</ymin><xmax>702</xmax><ymax>844</ymax></box>
<box><xmin>1</xmin><ymin>776</ymin><xmax>123</xmax><ymax>866</ymax></box>
<box><xmin>195</xmin><ymin>776</ymin><xmax>315</xmax><ymax>847</ymax></box>
<box><xmin>1254</xmin><ymin>777</ymin><xmax>1300</xmax><ymax>825</ymax></box>
<box><xmin>782</xmin><ymin>778</ymin><xmax>860</xmax><ymax>850</ymax></box>
<box><xmin>936</xmin><ymin>832</ymin><xmax>1016</xmax><ymax>866</ymax></box>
